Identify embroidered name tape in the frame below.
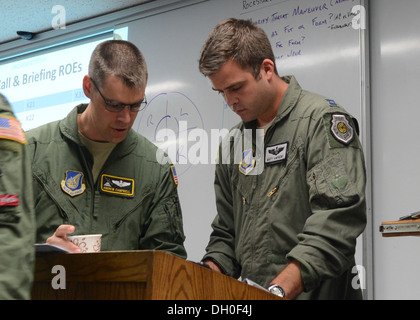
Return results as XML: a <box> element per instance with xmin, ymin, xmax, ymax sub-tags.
<box><xmin>100</xmin><ymin>174</ymin><xmax>134</xmax><ymax>197</ymax></box>
<box><xmin>265</xmin><ymin>142</ymin><xmax>288</xmax><ymax>165</ymax></box>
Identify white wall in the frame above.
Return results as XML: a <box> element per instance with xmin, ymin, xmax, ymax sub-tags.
<box><xmin>370</xmin><ymin>0</ymin><xmax>420</xmax><ymax>300</ymax></box>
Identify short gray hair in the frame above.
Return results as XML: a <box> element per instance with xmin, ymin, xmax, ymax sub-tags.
<box><xmin>89</xmin><ymin>40</ymin><xmax>148</xmax><ymax>89</ymax></box>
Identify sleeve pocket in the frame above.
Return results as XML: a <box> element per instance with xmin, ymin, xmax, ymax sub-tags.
<box><xmin>163</xmin><ymin>196</ymin><xmax>186</xmax><ymax>242</ymax></box>
<box><xmin>308</xmin><ymin>152</ymin><xmax>360</xmax><ymax>209</ymax></box>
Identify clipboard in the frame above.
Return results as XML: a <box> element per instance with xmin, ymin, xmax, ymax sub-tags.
<box><xmin>379</xmin><ymin>220</ymin><xmax>420</xmax><ymax>237</ymax></box>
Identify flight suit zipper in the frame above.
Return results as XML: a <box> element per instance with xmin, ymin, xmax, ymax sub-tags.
<box><xmin>77</xmin><ymin>145</ymin><xmax>96</xmax><ymax>220</ymax></box>
<box><xmin>267</xmin><ymin>186</ymin><xmax>279</xmax><ymax>198</ymax></box>
<box><xmin>33</xmin><ymin>174</ymin><xmax>69</xmax><ymax>223</ymax></box>
<box><xmin>114</xmin><ymin>190</ymin><xmax>153</xmax><ymax>230</ymax></box>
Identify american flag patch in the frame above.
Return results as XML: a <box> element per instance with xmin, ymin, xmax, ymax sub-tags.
<box><xmin>0</xmin><ymin>115</ymin><xmax>26</xmax><ymax>144</ymax></box>
<box><xmin>0</xmin><ymin>195</ymin><xmax>19</xmax><ymax>207</ymax></box>
<box><xmin>171</xmin><ymin>165</ymin><xmax>178</xmax><ymax>185</ymax></box>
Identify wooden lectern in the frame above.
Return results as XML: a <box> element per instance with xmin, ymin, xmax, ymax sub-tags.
<box><xmin>32</xmin><ymin>250</ymin><xmax>282</xmax><ymax>300</ymax></box>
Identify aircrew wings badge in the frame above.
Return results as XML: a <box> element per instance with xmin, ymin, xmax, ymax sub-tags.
<box><xmin>100</xmin><ymin>174</ymin><xmax>134</xmax><ymax>197</ymax></box>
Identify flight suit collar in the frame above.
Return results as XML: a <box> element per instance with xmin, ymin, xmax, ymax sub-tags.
<box><xmin>59</xmin><ymin>104</ymin><xmax>137</xmax><ymax>157</ymax></box>
<box><xmin>275</xmin><ymin>75</ymin><xmax>302</xmax><ymax>124</ymax></box>
<box><xmin>59</xmin><ymin>104</ymin><xmax>86</xmax><ymax>146</ymax></box>
<box><xmin>243</xmin><ymin>75</ymin><xmax>302</xmax><ymax>130</ymax></box>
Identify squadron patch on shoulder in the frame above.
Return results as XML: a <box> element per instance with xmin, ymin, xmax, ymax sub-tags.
<box><xmin>61</xmin><ymin>170</ymin><xmax>86</xmax><ymax>197</ymax></box>
<box><xmin>100</xmin><ymin>174</ymin><xmax>134</xmax><ymax>197</ymax></box>
<box><xmin>330</xmin><ymin>113</ymin><xmax>355</xmax><ymax>145</ymax></box>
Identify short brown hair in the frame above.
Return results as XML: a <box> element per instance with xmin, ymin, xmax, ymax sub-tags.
<box><xmin>199</xmin><ymin>18</ymin><xmax>278</xmax><ymax>78</ymax></box>
<box><xmin>89</xmin><ymin>40</ymin><xmax>148</xmax><ymax>89</ymax></box>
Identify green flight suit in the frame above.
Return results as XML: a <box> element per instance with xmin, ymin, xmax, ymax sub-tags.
<box><xmin>203</xmin><ymin>76</ymin><xmax>367</xmax><ymax>300</ymax></box>
<box><xmin>0</xmin><ymin>94</ymin><xmax>35</xmax><ymax>300</ymax></box>
<box><xmin>26</xmin><ymin>104</ymin><xmax>186</xmax><ymax>259</ymax></box>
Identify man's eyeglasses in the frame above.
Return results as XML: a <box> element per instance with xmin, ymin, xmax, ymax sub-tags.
<box><xmin>90</xmin><ymin>78</ymin><xmax>147</xmax><ymax>113</ymax></box>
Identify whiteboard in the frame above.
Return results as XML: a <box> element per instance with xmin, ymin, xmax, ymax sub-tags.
<box><xmin>121</xmin><ymin>0</ymin><xmax>368</xmax><ymax>266</ymax></box>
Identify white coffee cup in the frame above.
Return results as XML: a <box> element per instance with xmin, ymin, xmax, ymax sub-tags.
<box><xmin>67</xmin><ymin>234</ymin><xmax>102</xmax><ymax>253</ymax></box>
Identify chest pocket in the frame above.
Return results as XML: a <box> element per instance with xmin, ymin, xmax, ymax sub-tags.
<box><xmin>111</xmin><ymin>187</ymin><xmax>154</xmax><ymax>230</ymax></box>
<box><xmin>307</xmin><ymin>151</ymin><xmax>359</xmax><ymax>209</ymax></box>
<box><xmin>32</xmin><ymin>166</ymin><xmax>80</xmax><ymax>223</ymax></box>
<box><xmin>265</xmin><ymin>141</ymin><xmax>302</xmax><ymax>201</ymax></box>
<box><xmin>231</xmin><ymin>168</ymin><xmax>253</xmax><ymax>210</ymax></box>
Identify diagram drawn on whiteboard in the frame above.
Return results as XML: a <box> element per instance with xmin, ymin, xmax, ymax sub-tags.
<box><xmin>135</xmin><ymin>92</ymin><xmax>204</xmax><ymax>176</ymax></box>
